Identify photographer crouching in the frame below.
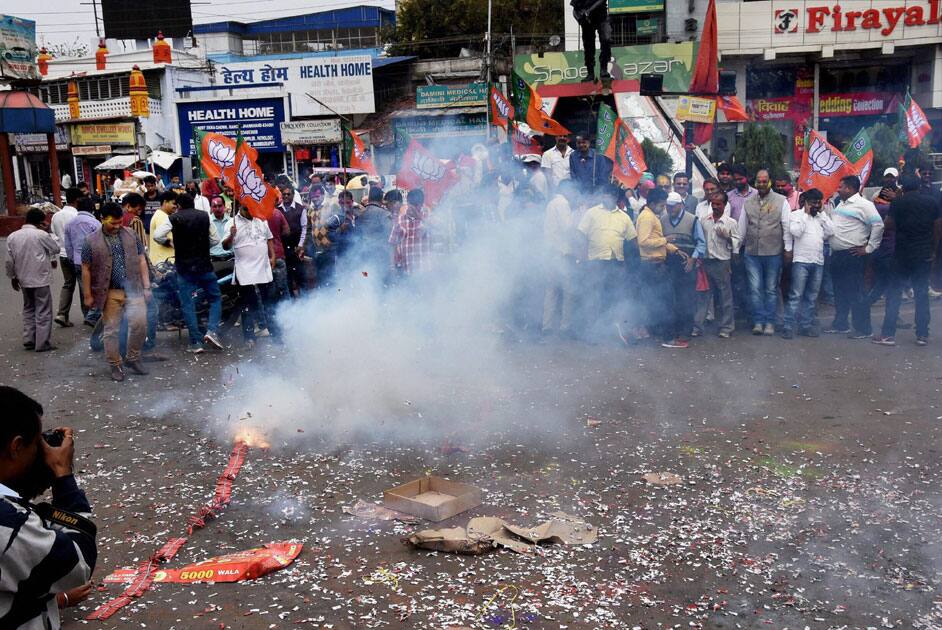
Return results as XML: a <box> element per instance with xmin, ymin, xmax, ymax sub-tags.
<box><xmin>0</xmin><ymin>386</ymin><xmax>96</xmax><ymax>628</ymax></box>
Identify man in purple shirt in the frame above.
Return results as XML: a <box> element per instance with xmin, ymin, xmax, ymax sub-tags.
<box><xmin>63</xmin><ymin>197</ymin><xmax>101</xmax><ymax>325</ymax></box>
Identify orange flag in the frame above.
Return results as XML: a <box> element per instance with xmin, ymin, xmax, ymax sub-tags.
<box><xmin>610</xmin><ymin>119</ymin><xmax>647</xmax><ymax>189</ymax></box>
<box><xmin>231</xmin><ymin>139</ymin><xmax>278</xmax><ymax>220</ymax></box>
<box><xmin>490</xmin><ymin>86</ymin><xmax>514</xmax><ymax>130</ymax></box>
<box><xmin>396</xmin><ymin>139</ymin><xmax>459</xmax><ymax>206</ymax></box>
<box><xmin>511</xmin><ymin>72</ymin><xmax>569</xmax><ymax>136</ymax></box>
<box><xmin>799</xmin><ymin>129</ymin><xmax>856</xmax><ymax>199</ymax></box>
<box><xmin>717</xmin><ymin>96</ymin><xmax>749</xmax><ymax>122</ymax></box>
<box><xmin>343</xmin><ymin>127</ymin><xmax>378</xmax><ymax>176</ymax></box>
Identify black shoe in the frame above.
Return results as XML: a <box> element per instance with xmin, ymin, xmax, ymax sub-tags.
<box><xmin>54</xmin><ymin>317</ymin><xmax>74</xmax><ymax>328</ymax></box>
<box><xmin>23</xmin><ymin>342</ymin><xmax>35</xmax><ymax>350</ymax></box>
<box><xmin>35</xmin><ymin>344</ymin><xmax>56</xmax><ymax>352</ymax></box>
<box><xmin>125</xmin><ymin>360</ymin><xmax>148</xmax><ymax>375</ymax></box>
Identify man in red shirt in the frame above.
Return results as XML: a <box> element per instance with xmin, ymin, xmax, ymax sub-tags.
<box><xmin>267</xmin><ymin>207</ymin><xmax>291</xmax><ymax>301</ymax></box>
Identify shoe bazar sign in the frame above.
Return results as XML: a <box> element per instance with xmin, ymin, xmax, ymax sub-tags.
<box><xmin>514</xmin><ymin>42</ymin><xmax>695</xmax><ymax>97</ymax></box>
<box><xmin>719</xmin><ymin>0</ymin><xmax>942</xmax><ymax>52</ymax></box>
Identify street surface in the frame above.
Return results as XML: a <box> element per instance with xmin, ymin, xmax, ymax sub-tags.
<box><xmin>2</xmin><ymin>243</ymin><xmax>941</xmax><ymax>629</ymax></box>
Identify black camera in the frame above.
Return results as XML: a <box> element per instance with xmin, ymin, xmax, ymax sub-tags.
<box><xmin>42</xmin><ymin>429</ymin><xmax>65</xmax><ymax>447</ymax></box>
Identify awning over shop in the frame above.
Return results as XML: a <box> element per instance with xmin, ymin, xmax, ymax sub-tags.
<box><xmin>149</xmin><ymin>150</ymin><xmax>181</xmax><ymax>170</ymax></box>
<box><xmin>95</xmin><ymin>154</ymin><xmax>141</xmax><ymax>171</ymax></box>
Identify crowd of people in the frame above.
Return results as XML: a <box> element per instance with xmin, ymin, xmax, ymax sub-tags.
<box><xmin>5</xmin><ymin>136</ymin><xmax>942</xmax><ymax>381</ymax></box>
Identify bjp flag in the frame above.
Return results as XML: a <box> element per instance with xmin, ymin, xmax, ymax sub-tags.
<box><xmin>396</xmin><ymin>138</ymin><xmax>459</xmax><ymax>206</ymax></box>
<box><xmin>490</xmin><ymin>86</ymin><xmax>514</xmax><ymax>131</ymax></box>
<box><xmin>195</xmin><ymin>130</ymin><xmax>256</xmax><ymax>182</ymax></box>
<box><xmin>799</xmin><ymin>129</ymin><xmax>856</xmax><ymax>199</ymax></box>
<box><xmin>231</xmin><ymin>139</ymin><xmax>278</xmax><ymax>220</ymax></box>
<box><xmin>844</xmin><ymin>128</ymin><xmax>874</xmax><ymax>187</ymax></box>
<box><xmin>900</xmin><ymin>91</ymin><xmax>931</xmax><ymax>149</ymax></box>
<box><xmin>611</xmin><ymin>119</ymin><xmax>647</xmax><ymax>189</ymax></box>
<box><xmin>342</xmin><ymin>126</ymin><xmax>377</xmax><ymax>176</ymax></box>
<box><xmin>509</xmin><ymin>122</ymin><xmax>543</xmax><ymax>157</ymax></box>
<box><xmin>510</xmin><ymin>71</ymin><xmax>569</xmax><ymax>136</ymax></box>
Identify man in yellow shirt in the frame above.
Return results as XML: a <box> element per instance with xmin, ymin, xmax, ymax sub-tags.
<box><xmin>577</xmin><ymin>185</ymin><xmax>637</xmax><ymax>343</ymax></box>
<box><xmin>148</xmin><ymin>191</ymin><xmax>178</xmax><ymax>265</ymax></box>
<box><xmin>636</xmin><ymin>189</ymin><xmax>690</xmax><ymax>346</ymax></box>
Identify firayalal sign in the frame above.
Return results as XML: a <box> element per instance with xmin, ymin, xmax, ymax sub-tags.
<box><xmin>177</xmin><ymin>97</ymin><xmax>286</xmax><ymax>154</ymax></box>
<box><xmin>416</xmin><ymin>82</ymin><xmax>487</xmax><ymax>109</ymax></box>
<box><xmin>70</xmin><ymin>122</ymin><xmax>136</xmax><ymax>146</ymax></box>
<box><xmin>514</xmin><ymin>42</ymin><xmax>695</xmax><ymax>97</ymax></box>
<box><xmin>215</xmin><ymin>55</ymin><xmax>375</xmax><ymax>116</ymax></box>
<box><xmin>279</xmin><ymin>119</ymin><xmax>341</xmax><ymax>145</ymax></box>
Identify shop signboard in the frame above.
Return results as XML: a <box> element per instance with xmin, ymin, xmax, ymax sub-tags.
<box><xmin>392</xmin><ymin>112</ymin><xmax>487</xmax><ymax>141</ymax></box>
<box><xmin>0</xmin><ymin>15</ymin><xmax>39</xmax><ymax>80</ymax></box>
<box><xmin>215</xmin><ymin>55</ymin><xmax>375</xmax><ymax>116</ymax></box>
<box><xmin>177</xmin><ymin>97</ymin><xmax>286</xmax><ymax>154</ymax></box>
<box><xmin>514</xmin><ymin>42</ymin><xmax>695</xmax><ymax>97</ymax></box>
<box><xmin>72</xmin><ymin>145</ymin><xmax>112</xmax><ymax>156</ymax></box>
<box><xmin>279</xmin><ymin>119</ymin><xmax>342</xmax><ymax>145</ymax></box>
<box><xmin>416</xmin><ymin>83</ymin><xmax>487</xmax><ymax>109</ymax></box>
<box><xmin>610</xmin><ymin>0</ymin><xmax>664</xmax><ymax>14</ymax></box>
<box><xmin>676</xmin><ymin>96</ymin><xmax>716</xmax><ymax>123</ymax></box>
<box><xmin>71</xmin><ymin>122</ymin><xmax>136</xmax><ymax>146</ymax></box>
<box><xmin>13</xmin><ymin>127</ymin><xmax>69</xmax><ymax>152</ymax></box>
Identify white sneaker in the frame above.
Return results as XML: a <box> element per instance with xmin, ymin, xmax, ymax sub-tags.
<box><xmin>763</xmin><ymin>323</ymin><xmax>775</xmax><ymax>336</ymax></box>
<box><xmin>203</xmin><ymin>332</ymin><xmax>224</xmax><ymax>350</ymax></box>
<box><xmin>752</xmin><ymin>324</ymin><xmax>763</xmax><ymax>335</ymax></box>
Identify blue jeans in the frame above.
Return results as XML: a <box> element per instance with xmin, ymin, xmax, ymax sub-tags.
<box><xmin>177</xmin><ymin>271</ymin><xmax>222</xmax><ymax>345</ymax></box>
<box><xmin>783</xmin><ymin>262</ymin><xmax>823</xmax><ymax>331</ymax></box>
<box><xmin>744</xmin><ymin>253</ymin><xmax>783</xmax><ymax>326</ymax></box>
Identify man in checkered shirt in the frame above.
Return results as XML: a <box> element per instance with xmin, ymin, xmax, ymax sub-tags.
<box><xmin>389</xmin><ymin>189</ymin><xmax>432</xmax><ymax>277</ymax></box>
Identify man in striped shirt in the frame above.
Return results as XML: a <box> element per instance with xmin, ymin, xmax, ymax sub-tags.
<box><xmin>389</xmin><ymin>189</ymin><xmax>432</xmax><ymax>277</ymax></box>
<box><xmin>0</xmin><ymin>387</ymin><xmax>96</xmax><ymax>629</ymax></box>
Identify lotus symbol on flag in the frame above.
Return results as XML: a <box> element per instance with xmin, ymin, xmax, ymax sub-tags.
<box><xmin>908</xmin><ymin>107</ymin><xmax>927</xmax><ymax>135</ymax></box>
<box><xmin>208</xmin><ymin>139</ymin><xmax>235</xmax><ymax>170</ymax></box>
<box><xmin>410</xmin><ymin>152</ymin><xmax>445</xmax><ymax>182</ymax></box>
<box><xmin>807</xmin><ymin>137</ymin><xmax>844</xmax><ymax>176</ymax></box>
<box><xmin>236</xmin><ymin>153</ymin><xmax>266</xmax><ymax>202</ymax></box>
<box><xmin>858</xmin><ymin>159</ymin><xmax>872</xmax><ymax>185</ymax></box>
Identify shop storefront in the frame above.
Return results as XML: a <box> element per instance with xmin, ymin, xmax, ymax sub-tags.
<box><xmin>280</xmin><ymin>119</ymin><xmax>343</xmax><ymax>180</ymax></box>
<box><xmin>177</xmin><ymin>97</ymin><xmax>288</xmax><ymax>176</ymax></box>
<box><xmin>12</xmin><ymin>126</ymin><xmax>70</xmax><ymax>198</ymax></box>
<box><xmin>67</xmin><ymin>121</ymin><xmax>140</xmax><ymax>192</ymax></box>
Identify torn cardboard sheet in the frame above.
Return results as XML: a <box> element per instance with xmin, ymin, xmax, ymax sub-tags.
<box><xmin>404</xmin><ymin>512</ymin><xmax>597</xmax><ymax>555</ymax></box>
<box><xmin>643</xmin><ymin>472</ymin><xmax>683</xmax><ymax>486</ymax></box>
<box><xmin>344</xmin><ymin>499</ymin><xmax>419</xmax><ymax>523</ymax></box>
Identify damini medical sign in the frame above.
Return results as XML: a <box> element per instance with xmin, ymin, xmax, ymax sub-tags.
<box><xmin>215</xmin><ymin>56</ymin><xmax>375</xmax><ymax>116</ymax></box>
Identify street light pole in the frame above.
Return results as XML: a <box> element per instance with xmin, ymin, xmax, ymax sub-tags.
<box><xmin>484</xmin><ymin>0</ymin><xmax>493</xmax><ymax>139</ymax></box>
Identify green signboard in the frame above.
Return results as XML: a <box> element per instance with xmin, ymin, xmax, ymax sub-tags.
<box><xmin>610</xmin><ymin>0</ymin><xmax>664</xmax><ymax>14</ymax></box>
<box><xmin>636</xmin><ymin>17</ymin><xmax>660</xmax><ymax>35</ymax></box>
<box><xmin>416</xmin><ymin>82</ymin><xmax>488</xmax><ymax>109</ymax></box>
<box><xmin>514</xmin><ymin>42</ymin><xmax>695</xmax><ymax>96</ymax></box>
<box><xmin>393</xmin><ymin>112</ymin><xmax>487</xmax><ymax>141</ymax></box>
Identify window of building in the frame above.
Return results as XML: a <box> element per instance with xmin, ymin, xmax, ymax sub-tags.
<box><xmin>610</xmin><ymin>13</ymin><xmax>664</xmax><ymax>46</ymax></box>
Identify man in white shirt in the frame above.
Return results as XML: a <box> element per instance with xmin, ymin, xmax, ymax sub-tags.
<box><xmin>542</xmin><ymin>180</ymin><xmax>578</xmax><ymax>337</ymax></box>
<box><xmin>541</xmin><ymin>135</ymin><xmax>573</xmax><ymax>191</ymax></box>
<box><xmin>522</xmin><ymin>155</ymin><xmax>549</xmax><ymax>203</ymax></box>
<box><xmin>781</xmin><ymin>188</ymin><xmax>833</xmax><ymax>339</ymax></box>
<box><xmin>695</xmin><ymin>190</ymin><xmax>741</xmax><ymax>338</ymax></box>
<box><xmin>825</xmin><ymin>175</ymin><xmax>884</xmax><ymax>338</ymax></box>
<box><xmin>50</xmin><ymin>187</ymin><xmax>81</xmax><ymax>327</ymax></box>
<box><xmin>222</xmin><ymin>204</ymin><xmax>279</xmax><ymax>348</ymax></box>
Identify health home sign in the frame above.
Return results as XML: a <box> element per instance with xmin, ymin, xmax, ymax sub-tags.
<box><xmin>177</xmin><ymin>98</ymin><xmax>286</xmax><ymax>154</ymax></box>
<box><xmin>214</xmin><ymin>55</ymin><xmax>375</xmax><ymax>117</ymax></box>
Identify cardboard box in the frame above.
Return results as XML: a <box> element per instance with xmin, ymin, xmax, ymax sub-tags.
<box><xmin>383</xmin><ymin>476</ymin><xmax>482</xmax><ymax>522</ymax></box>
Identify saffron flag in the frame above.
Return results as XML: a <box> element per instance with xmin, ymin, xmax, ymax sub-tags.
<box><xmin>844</xmin><ymin>128</ymin><xmax>874</xmax><ymax>187</ymax></box>
<box><xmin>510</xmin><ymin>122</ymin><xmax>543</xmax><ymax>157</ymax></box>
<box><xmin>611</xmin><ymin>119</ymin><xmax>647</xmax><ymax>189</ymax></box>
<box><xmin>511</xmin><ymin>71</ymin><xmax>570</xmax><ymax>136</ymax></box>
<box><xmin>343</xmin><ymin>127</ymin><xmax>377</xmax><ymax>176</ymax></box>
<box><xmin>194</xmin><ymin>129</ymin><xmax>250</xmax><ymax>182</ymax></box>
<box><xmin>490</xmin><ymin>85</ymin><xmax>514</xmax><ymax>130</ymax></box>
<box><xmin>596</xmin><ymin>103</ymin><xmax>619</xmax><ymax>159</ymax></box>
<box><xmin>900</xmin><ymin>92</ymin><xmax>931</xmax><ymax>149</ymax></box>
<box><xmin>717</xmin><ymin>95</ymin><xmax>749</xmax><ymax>122</ymax></box>
<box><xmin>232</xmin><ymin>138</ymin><xmax>278</xmax><ymax>220</ymax></box>
<box><xmin>688</xmin><ymin>0</ymin><xmax>719</xmax><ymax>145</ymax></box>
<box><xmin>396</xmin><ymin>139</ymin><xmax>459</xmax><ymax>206</ymax></box>
<box><xmin>799</xmin><ymin>129</ymin><xmax>856</xmax><ymax>199</ymax></box>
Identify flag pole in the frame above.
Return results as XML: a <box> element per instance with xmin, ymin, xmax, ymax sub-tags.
<box><xmin>484</xmin><ymin>0</ymin><xmax>493</xmax><ymax>140</ymax></box>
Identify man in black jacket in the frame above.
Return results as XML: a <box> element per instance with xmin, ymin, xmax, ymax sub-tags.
<box><xmin>571</xmin><ymin>0</ymin><xmax>612</xmax><ymax>82</ymax></box>
<box><xmin>153</xmin><ymin>193</ymin><xmax>224</xmax><ymax>353</ymax></box>
<box><xmin>0</xmin><ymin>386</ymin><xmax>95</xmax><ymax>629</ymax></box>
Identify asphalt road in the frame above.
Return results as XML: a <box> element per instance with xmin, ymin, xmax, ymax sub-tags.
<box><xmin>2</xmin><ymin>241</ymin><xmax>941</xmax><ymax>629</ymax></box>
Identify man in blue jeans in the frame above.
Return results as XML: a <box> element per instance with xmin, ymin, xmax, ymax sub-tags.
<box><xmin>782</xmin><ymin>189</ymin><xmax>833</xmax><ymax>338</ymax></box>
<box><xmin>151</xmin><ymin>193</ymin><xmax>224</xmax><ymax>354</ymax></box>
<box><xmin>742</xmin><ymin>169</ymin><xmax>788</xmax><ymax>335</ymax></box>
<box><xmin>874</xmin><ymin>173</ymin><xmax>942</xmax><ymax>346</ymax></box>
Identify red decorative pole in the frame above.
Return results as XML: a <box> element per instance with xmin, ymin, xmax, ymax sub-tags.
<box><xmin>49</xmin><ymin>133</ymin><xmax>62</xmax><ymax>206</ymax></box>
<box><xmin>0</xmin><ymin>133</ymin><xmax>17</xmax><ymax>213</ymax></box>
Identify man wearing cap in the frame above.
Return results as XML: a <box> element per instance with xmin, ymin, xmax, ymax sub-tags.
<box><xmin>661</xmin><ymin>191</ymin><xmax>705</xmax><ymax>347</ymax></box>
<box><xmin>636</xmin><ymin>189</ymin><xmax>691</xmax><ymax>347</ymax></box>
<box><xmin>872</xmin><ymin>168</ymin><xmax>900</xmax><ymax>206</ymax></box>
<box><xmin>742</xmin><ymin>169</ymin><xmax>788</xmax><ymax>335</ymax></box>
<box><xmin>541</xmin><ymin>135</ymin><xmax>573</xmax><ymax>191</ymax></box>
<box><xmin>629</xmin><ymin>179</ymin><xmax>655</xmax><ymax>219</ymax></box>
<box><xmin>523</xmin><ymin>155</ymin><xmax>549</xmax><ymax>203</ymax></box>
